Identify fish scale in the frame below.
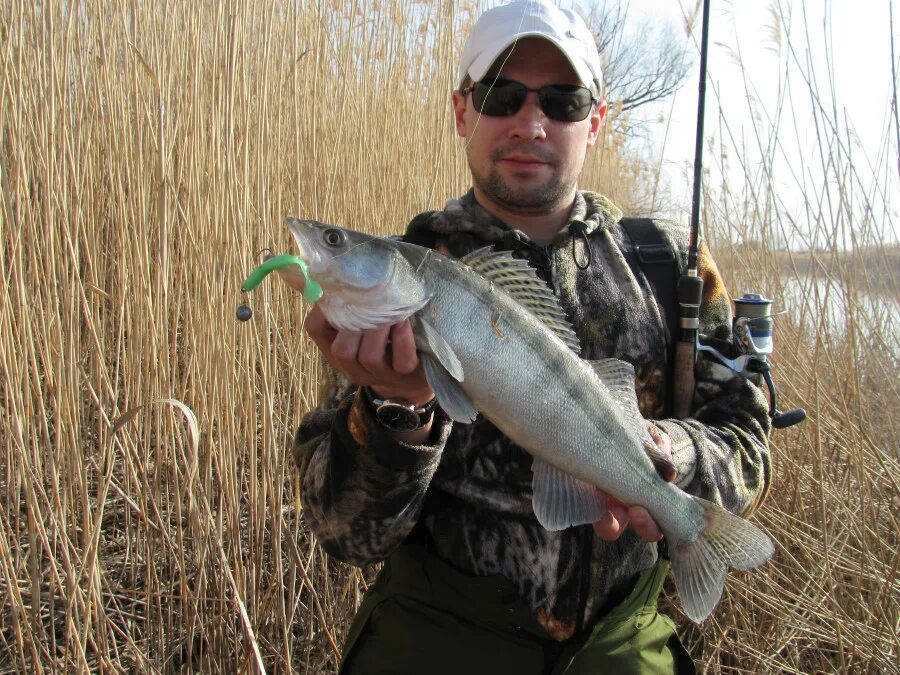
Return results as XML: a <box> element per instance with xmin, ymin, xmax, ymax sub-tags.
<box><xmin>418</xmin><ymin>254</ymin><xmax>663</xmax><ymax>499</ymax></box>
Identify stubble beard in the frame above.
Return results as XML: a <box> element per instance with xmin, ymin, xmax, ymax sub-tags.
<box><xmin>470</xmin><ymin>159</ymin><xmax>572</xmax><ymax>215</ymax></box>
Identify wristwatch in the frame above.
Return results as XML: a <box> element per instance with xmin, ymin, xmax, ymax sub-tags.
<box><xmin>361</xmin><ymin>386</ymin><xmax>437</xmax><ymax>432</ymax></box>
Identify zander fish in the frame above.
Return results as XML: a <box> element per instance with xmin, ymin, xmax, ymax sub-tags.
<box><xmin>282</xmin><ymin>217</ymin><xmax>774</xmax><ymax>623</ymax></box>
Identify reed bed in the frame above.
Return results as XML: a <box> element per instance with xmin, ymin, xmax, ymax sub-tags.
<box><xmin>0</xmin><ymin>0</ymin><xmax>896</xmax><ymax>672</ymax></box>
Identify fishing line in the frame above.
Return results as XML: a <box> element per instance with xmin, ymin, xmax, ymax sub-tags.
<box><xmin>329</xmin><ymin>238</ymin><xmax>378</xmax><ymax>261</ymax></box>
<box><xmin>462</xmin><ymin>0</ymin><xmax>532</xmax><ymax>151</ymax></box>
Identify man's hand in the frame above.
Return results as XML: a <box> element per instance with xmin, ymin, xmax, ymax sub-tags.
<box><xmin>592</xmin><ymin>422</ymin><xmax>674</xmax><ymax>543</ymax></box>
<box><xmin>275</xmin><ymin>264</ymin><xmax>435</xmax><ymax>405</ymax></box>
<box><xmin>304</xmin><ymin>305</ymin><xmax>435</xmax><ymax>407</ymax></box>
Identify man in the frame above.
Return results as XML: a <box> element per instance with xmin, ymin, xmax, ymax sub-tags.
<box><xmin>291</xmin><ymin>1</ymin><xmax>770</xmax><ymax>673</ymax></box>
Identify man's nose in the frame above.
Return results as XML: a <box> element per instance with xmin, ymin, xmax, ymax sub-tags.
<box><xmin>508</xmin><ymin>93</ymin><xmax>547</xmax><ymax>140</ymax></box>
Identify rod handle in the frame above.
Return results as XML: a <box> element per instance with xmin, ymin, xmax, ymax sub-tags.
<box><xmin>672</xmin><ymin>340</ymin><xmax>696</xmax><ymax>419</ymax></box>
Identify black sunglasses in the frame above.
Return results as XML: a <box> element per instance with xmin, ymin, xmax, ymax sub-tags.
<box><xmin>461</xmin><ymin>77</ymin><xmax>598</xmax><ymax>123</ymax></box>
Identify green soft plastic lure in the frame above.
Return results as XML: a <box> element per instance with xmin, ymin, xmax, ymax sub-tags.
<box><xmin>240</xmin><ymin>254</ymin><xmax>323</xmax><ymax>304</ymax></box>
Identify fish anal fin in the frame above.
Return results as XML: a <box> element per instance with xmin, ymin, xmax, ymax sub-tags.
<box><xmin>531</xmin><ymin>459</ymin><xmax>607</xmax><ymax>531</ymax></box>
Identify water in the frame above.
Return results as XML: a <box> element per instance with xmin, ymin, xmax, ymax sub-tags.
<box><xmin>772</xmin><ymin>276</ymin><xmax>900</xmax><ymax>358</ymax></box>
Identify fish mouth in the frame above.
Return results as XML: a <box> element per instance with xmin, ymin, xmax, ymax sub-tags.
<box><xmin>285</xmin><ymin>217</ymin><xmax>322</xmax><ymax>269</ymax></box>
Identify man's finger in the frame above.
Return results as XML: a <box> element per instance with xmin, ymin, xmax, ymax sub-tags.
<box><xmin>358</xmin><ymin>325</ymin><xmax>391</xmax><ymax>374</ymax></box>
<box><xmin>331</xmin><ymin>330</ymin><xmax>363</xmax><ymax>363</ymax></box>
<box><xmin>645</xmin><ymin>422</ymin><xmax>677</xmax><ymax>483</ymax></box>
<box><xmin>627</xmin><ymin>506</ymin><xmax>663</xmax><ymax>542</ymax></box>
<box><xmin>390</xmin><ymin>320</ymin><xmax>419</xmax><ymax>374</ymax></box>
<box><xmin>593</xmin><ymin>500</ymin><xmax>629</xmax><ymax>541</ymax></box>
<box><xmin>647</xmin><ymin>448</ymin><xmax>677</xmax><ymax>483</ymax></box>
<box><xmin>304</xmin><ymin>306</ymin><xmax>337</xmax><ymax>348</ymax></box>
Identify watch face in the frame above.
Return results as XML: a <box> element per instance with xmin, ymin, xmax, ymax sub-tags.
<box><xmin>376</xmin><ymin>403</ymin><xmax>422</xmax><ymax>432</ymax></box>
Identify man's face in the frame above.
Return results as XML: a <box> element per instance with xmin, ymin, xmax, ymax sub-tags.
<box><xmin>452</xmin><ymin>38</ymin><xmax>606</xmax><ymax>216</ymax></box>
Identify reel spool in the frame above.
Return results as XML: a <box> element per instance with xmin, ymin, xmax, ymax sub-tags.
<box><xmin>733</xmin><ymin>294</ymin><xmax>774</xmax><ymax>357</ymax></box>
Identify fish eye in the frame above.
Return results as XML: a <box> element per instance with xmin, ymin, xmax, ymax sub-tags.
<box><xmin>323</xmin><ymin>228</ymin><xmax>347</xmax><ymax>247</ymax></box>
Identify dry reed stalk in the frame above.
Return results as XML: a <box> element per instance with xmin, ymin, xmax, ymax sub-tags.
<box><xmin>0</xmin><ymin>0</ymin><xmax>896</xmax><ymax>673</ymax></box>
<box><xmin>675</xmin><ymin>2</ymin><xmax>899</xmax><ymax>672</ymax></box>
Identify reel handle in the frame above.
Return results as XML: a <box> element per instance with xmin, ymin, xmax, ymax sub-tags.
<box><xmin>771</xmin><ymin>407</ymin><xmax>807</xmax><ymax>429</ymax></box>
<box><xmin>756</xmin><ymin>364</ymin><xmax>807</xmax><ymax>428</ymax></box>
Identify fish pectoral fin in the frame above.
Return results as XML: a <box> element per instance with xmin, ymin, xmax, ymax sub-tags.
<box><xmin>412</xmin><ymin>315</ymin><xmax>474</xmax><ymax>422</ymax></box>
<box><xmin>413</xmin><ymin>317</ymin><xmax>464</xmax><ymax>382</ymax></box>
<box><xmin>531</xmin><ymin>460</ymin><xmax>608</xmax><ymax>531</ymax></box>
<box><xmin>420</xmin><ymin>353</ymin><xmax>477</xmax><ymax>423</ymax></box>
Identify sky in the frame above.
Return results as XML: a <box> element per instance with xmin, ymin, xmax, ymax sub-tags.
<box><xmin>579</xmin><ymin>0</ymin><xmax>899</xmax><ymax>246</ymax></box>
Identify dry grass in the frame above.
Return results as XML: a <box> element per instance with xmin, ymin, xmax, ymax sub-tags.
<box><xmin>0</xmin><ymin>0</ymin><xmax>896</xmax><ymax>673</ymax></box>
<box><xmin>673</xmin><ymin>2</ymin><xmax>900</xmax><ymax>671</ymax></box>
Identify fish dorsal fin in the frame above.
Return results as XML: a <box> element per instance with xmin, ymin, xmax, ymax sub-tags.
<box><xmin>588</xmin><ymin>359</ymin><xmax>646</xmax><ymax>422</ymax></box>
<box><xmin>460</xmin><ymin>247</ymin><xmax>581</xmax><ymax>355</ymax></box>
<box><xmin>587</xmin><ymin>358</ymin><xmax>676</xmax><ymax>477</ymax></box>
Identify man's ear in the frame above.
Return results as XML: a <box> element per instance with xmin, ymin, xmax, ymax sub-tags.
<box><xmin>586</xmin><ymin>101</ymin><xmax>607</xmax><ymax>147</ymax></box>
<box><xmin>452</xmin><ymin>90</ymin><xmax>468</xmax><ymax>138</ymax></box>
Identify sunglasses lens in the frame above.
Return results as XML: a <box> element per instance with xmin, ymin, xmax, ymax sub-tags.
<box><xmin>540</xmin><ymin>85</ymin><xmax>594</xmax><ymax>122</ymax></box>
<box><xmin>472</xmin><ymin>79</ymin><xmax>527</xmax><ymax>117</ymax></box>
<box><xmin>470</xmin><ymin>79</ymin><xmax>594</xmax><ymax>122</ymax></box>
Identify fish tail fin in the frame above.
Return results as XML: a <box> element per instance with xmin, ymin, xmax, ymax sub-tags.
<box><xmin>669</xmin><ymin>496</ymin><xmax>775</xmax><ymax>623</ymax></box>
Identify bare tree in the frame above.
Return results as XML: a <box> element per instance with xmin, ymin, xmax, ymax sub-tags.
<box><xmin>583</xmin><ymin>1</ymin><xmax>693</xmax><ymax>113</ymax></box>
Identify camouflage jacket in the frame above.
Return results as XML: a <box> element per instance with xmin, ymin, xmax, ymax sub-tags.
<box><xmin>295</xmin><ymin>190</ymin><xmax>771</xmax><ymax>640</ymax></box>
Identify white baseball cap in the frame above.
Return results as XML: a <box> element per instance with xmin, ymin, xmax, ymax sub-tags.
<box><xmin>458</xmin><ymin>0</ymin><xmax>603</xmax><ymax>94</ymax></box>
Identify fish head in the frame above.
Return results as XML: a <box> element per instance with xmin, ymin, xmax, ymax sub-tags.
<box><xmin>286</xmin><ymin>218</ymin><xmax>430</xmax><ymax>331</ymax></box>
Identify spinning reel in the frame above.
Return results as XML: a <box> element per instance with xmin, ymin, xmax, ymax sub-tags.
<box><xmin>697</xmin><ymin>294</ymin><xmax>806</xmax><ymax>429</ymax></box>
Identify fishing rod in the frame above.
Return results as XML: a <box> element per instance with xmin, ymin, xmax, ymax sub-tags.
<box><xmin>671</xmin><ymin>0</ymin><xmax>711</xmax><ymax>419</ymax></box>
<box><xmin>671</xmin><ymin>0</ymin><xmax>805</xmax><ymax>429</ymax></box>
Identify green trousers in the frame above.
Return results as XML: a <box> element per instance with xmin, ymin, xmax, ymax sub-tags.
<box><xmin>340</xmin><ymin>544</ymin><xmax>695</xmax><ymax>674</ymax></box>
